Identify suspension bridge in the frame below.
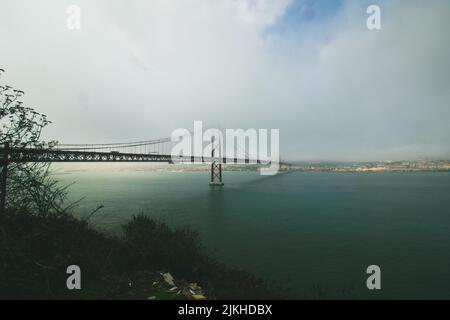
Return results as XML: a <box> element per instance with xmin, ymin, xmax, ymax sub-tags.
<box><xmin>0</xmin><ymin>135</ymin><xmax>286</xmax><ymax>213</ymax></box>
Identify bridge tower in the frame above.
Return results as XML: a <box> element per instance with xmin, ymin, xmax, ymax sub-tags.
<box><xmin>209</xmin><ymin>136</ymin><xmax>224</xmax><ymax>187</ymax></box>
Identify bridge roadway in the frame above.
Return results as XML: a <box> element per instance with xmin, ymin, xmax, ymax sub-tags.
<box><xmin>1</xmin><ymin>147</ymin><xmax>263</xmax><ymax>164</ymax></box>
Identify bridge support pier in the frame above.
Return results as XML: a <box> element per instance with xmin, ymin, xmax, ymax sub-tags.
<box><xmin>209</xmin><ymin>136</ymin><xmax>224</xmax><ymax>187</ymax></box>
<box><xmin>1</xmin><ymin>142</ymin><xmax>9</xmax><ymax>216</ymax></box>
<box><xmin>210</xmin><ymin>161</ymin><xmax>224</xmax><ymax>186</ymax></box>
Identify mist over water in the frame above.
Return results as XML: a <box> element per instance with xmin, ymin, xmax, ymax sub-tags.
<box><xmin>58</xmin><ymin>168</ymin><xmax>450</xmax><ymax>299</ymax></box>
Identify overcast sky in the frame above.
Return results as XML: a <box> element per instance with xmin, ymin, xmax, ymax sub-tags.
<box><xmin>1</xmin><ymin>0</ymin><xmax>449</xmax><ymax>161</ymax></box>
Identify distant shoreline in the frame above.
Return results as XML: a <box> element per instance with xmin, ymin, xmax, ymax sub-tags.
<box><xmin>49</xmin><ymin>162</ymin><xmax>450</xmax><ymax>175</ymax></box>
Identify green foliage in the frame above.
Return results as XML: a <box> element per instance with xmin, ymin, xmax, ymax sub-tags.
<box><xmin>0</xmin><ymin>210</ymin><xmax>286</xmax><ymax>299</ymax></box>
<box><xmin>0</xmin><ymin>70</ymin><xmax>52</xmax><ymax>148</ymax></box>
<box><xmin>121</xmin><ymin>214</ymin><xmax>286</xmax><ymax>299</ymax></box>
<box><xmin>0</xmin><ymin>69</ymin><xmax>68</xmax><ymax>216</ymax></box>
<box><xmin>122</xmin><ymin>214</ymin><xmax>208</xmax><ymax>276</ymax></box>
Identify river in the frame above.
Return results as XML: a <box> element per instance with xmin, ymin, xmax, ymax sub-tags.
<box><xmin>55</xmin><ymin>165</ymin><xmax>450</xmax><ymax>299</ymax></box>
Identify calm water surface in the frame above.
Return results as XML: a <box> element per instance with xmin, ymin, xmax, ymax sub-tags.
<box><xmin>56</xmin><ymin>167</ymin><xmax>450</xmax><ymax>299</ymax></box>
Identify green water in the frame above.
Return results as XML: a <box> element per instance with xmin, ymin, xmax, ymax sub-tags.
<box><xmin>58</xmin><ymin>168</ymin><xmax>450</xmax><ymax>299</ymax></box>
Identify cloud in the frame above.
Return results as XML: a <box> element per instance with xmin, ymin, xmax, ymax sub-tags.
<box><xmin>0</xmin><ymin>0</ymin><xmax>449</xmax><ymax>161</ymax></box>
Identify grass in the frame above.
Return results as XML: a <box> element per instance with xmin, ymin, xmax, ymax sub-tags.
<box><xmin>0</xmin><ymin>209</ymin><xmax>286</xmax><ymax>300</ymax></box>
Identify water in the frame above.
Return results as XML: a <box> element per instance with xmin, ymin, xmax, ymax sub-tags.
<box><xmin>56</xmin><ymin>166</ymin><xmax>450</xmax><ymax>299</ymax></box>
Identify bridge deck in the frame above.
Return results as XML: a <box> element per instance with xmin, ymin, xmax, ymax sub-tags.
<box><xmin>0</xmin><ymin>148</ymin><xmax>263</xmax><ymax>164</ymax></box>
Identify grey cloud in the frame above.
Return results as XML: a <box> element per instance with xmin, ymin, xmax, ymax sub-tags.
<box><xmin>0</xmin><ymin>0</ymin><xmax>449</xmax><ymax>161</ymax></box>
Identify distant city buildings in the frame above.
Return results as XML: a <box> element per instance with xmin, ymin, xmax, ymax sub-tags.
<box><xmin>289</xmin><ymin>160</ymin><xmax>450</xmax><ymax>173</ymax></box>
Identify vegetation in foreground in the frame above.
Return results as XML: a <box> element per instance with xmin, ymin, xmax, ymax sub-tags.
<box><xmin>0</xmin><ymin>209</ymin><xmax>286</xmax><ymax>300</ymax></box>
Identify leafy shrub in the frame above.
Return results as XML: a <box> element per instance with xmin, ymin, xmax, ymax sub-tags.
<box><xmin>0</xmin><ymin>210</ymin><xmax>286</xmax><ymax>299</ymax></box>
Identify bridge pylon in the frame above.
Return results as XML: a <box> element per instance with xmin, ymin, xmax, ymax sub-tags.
<box><xmin>209</xmin><ymin>136</ymin><xmax>224</xmax><ymax>187</ymax></box>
